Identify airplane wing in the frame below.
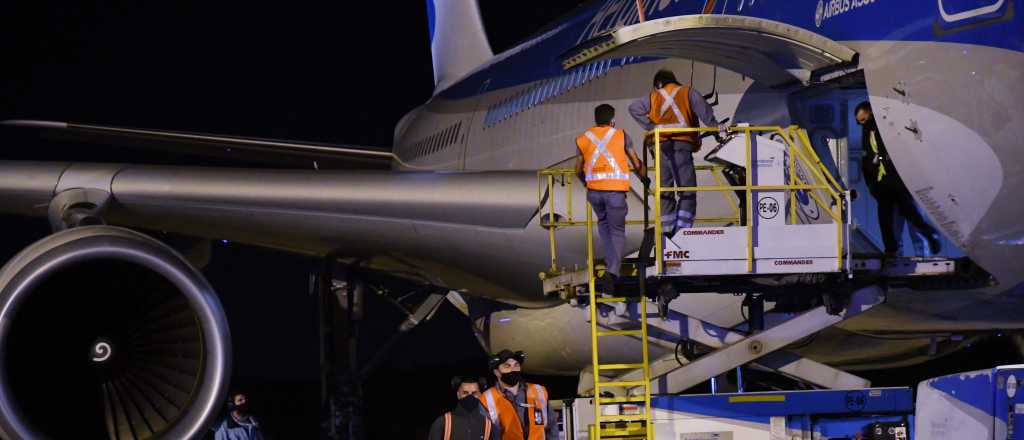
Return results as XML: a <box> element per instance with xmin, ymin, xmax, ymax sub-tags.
<box><xmin>1</xmin><ymin>119</ymin><xmax>399</xmax><ymax>169</ymax></box>
<box><xmin>0</xmin><ymin>160</ymin><xmax>577</xmax><ymax>306</ymax></box>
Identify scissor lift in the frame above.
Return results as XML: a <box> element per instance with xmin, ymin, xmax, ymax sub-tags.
<box><xmin>536</xmin><ymin>124</ymin><xmax>895</xmax><ymax>439</ymax></box>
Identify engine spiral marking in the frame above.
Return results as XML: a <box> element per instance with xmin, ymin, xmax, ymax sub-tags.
<box><xmin>91</xmin><ymin>341</ymin><xmax>112</xmax><ymax>363</ymax></box>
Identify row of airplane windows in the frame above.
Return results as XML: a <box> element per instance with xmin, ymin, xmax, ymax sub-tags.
<box><xmin>402</xmin><ymin>121</ymin><xmax>463</xmax><ymax>160</ymax></box>
<box><xmin>482</xmin><ymin>59</ymin><xmax>621</xmax><ymax>129</ymax></box>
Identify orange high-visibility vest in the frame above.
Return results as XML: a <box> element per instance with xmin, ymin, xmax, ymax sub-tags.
<box><xmin>576</xmin><ymin>126</ymin><xmax>630</xmax><ymax>192</ymax></box>
<box><xmin>442</xmin><ymin>411</ymin><xmax>492</xmax><ymax>440</ymax></box>
<box><xmin>648</xmin><ymin>83</ymin><xmax>700</xmax><ymax>148</ymax></box>
<box><xmin>481</xmin><ymin>384</ymin><xmax>550</xmax><ymax>440</ymax></box>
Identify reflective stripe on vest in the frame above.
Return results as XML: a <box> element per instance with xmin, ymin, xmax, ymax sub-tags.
<box><xmin>532</xmin><ymin>384</ymin><xmax>548</xmax><ymax>426</ymax></box>
<box><xmin>869</xmin><ymin>130</ymin><xmax>887</xmax><ymax>182</ymax></box>
<box><xmin>584</xmin><ymin>128</ymin><xmax>630</xmax><ymax>183</ymax></box>
<box><xmin>655</xmin><ymin>86</ymin><xmax>689</xmax><ymax>129</ymax></box>
<box><xmin>444</xmin><ymin>410</ymin><xmax>492</xmax><ymax>440</ymax></box>
<box><xmin>483</xmin><ymin>389</ymin><xmax>499</xmax><ymax>425</ymax></box>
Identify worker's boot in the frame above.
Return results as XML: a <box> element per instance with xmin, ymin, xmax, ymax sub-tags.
<box><xmin>601</xmin><ymin>273</ymin><xmax>618</xmax><ymax>295</ymax></box>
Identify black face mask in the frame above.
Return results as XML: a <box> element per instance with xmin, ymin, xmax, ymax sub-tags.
<box><xmin>230</xmin><ymin>403</ymin><xmax>249</xmax><ymax>415</ymax></box>
<box><xmin>458</xmin><ymin>395</ymin><xmax>480</xmax><ymax>411</ymax></box>
<box><xmin>500</xmin><ymin>371</ymin><xmax>521</xmax><ymax>387</ymax></box>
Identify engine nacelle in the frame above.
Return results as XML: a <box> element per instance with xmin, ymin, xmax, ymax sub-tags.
<box><xmin>0</xmin><ymin>226</ymin><xmax>231</xmax><ymax>440</ymax></box>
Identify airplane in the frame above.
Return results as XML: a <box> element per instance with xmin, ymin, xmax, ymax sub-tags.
<box><xmin>0</xmin><ymin>0</ymin><xmax>1021</xmax><ymax>438</ymax></box>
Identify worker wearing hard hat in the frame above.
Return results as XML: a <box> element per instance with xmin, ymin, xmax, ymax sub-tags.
<box><xmin>629</xmin><ymin>68</ymin><xmax>727</xmax><ymax>239</ymax></box>
<box><xmin>575</xmin><ymin>103</ymin><xmax>647</xmax><ymax>294</ymax></box>
<box><xmin>480</xmin><ymin>350</ymin><xmax>557</xmax><ymax>440</ymax></box>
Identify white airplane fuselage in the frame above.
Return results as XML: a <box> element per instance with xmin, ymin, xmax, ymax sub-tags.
<box><xmin>386</xmin><ymin>0</ymin><xmax>1024</xmax><ymax>373</ymax></box>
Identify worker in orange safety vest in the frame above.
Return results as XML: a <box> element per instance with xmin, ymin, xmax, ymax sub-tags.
<box><xmin>575</xmin><ymin>103</ymin><xmax>647</xmax><ymax>295</ymax></box>
<box><xmin>480</xmin><ymin>350</ymin><xmax>558</xmax><ymax>440</ymax></box>
<box><xmin>628</xmin><ymin>68</ymin><xmax>727</xmax><ymax>238</ymax></box>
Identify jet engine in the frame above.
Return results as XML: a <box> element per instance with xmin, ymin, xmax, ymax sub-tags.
<box><xmin>0</xmin><ymin>226</ymin><xmax>231</xmax><ymax>440</ymax></box>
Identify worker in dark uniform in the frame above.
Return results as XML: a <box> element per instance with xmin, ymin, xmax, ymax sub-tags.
<box><xmin>855</xmin><ymin>101</ymin><xmax>941</xmax><ymax>257</ymax></box>
<box><xmin>480</xmin><ymin>350</ymin><xmax>558</xmax><ymax>440</ymax></box>
<box><xmin>428</xmin><ymin>376</ymin><xmax>500</xmax><ymax>440</ymax></box>
<box><xmin>214</xmin><ymin>391</ymin><xmax>264</xmax><ymax>440</ymax></box>
<box><xmin>629</xmin><ymin>69</ymin><xmax>727</xmax><ymax>239</ymax></box>
<box><xmin>575</xmin><ymin>103</ymin><xmax>646</xmax><ymax>294</ymax></box>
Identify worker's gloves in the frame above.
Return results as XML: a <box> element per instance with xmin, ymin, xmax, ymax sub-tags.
<box><xmin>717</xmin><ymin>123</ymin><xmax>730</xmax><ymax>134</ymax></box>
<box><xmin>639</xmin><ymin>175</ymin><xmax>652</xmax><ymax>188</ymax></box>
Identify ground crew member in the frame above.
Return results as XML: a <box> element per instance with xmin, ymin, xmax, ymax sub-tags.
<box><xmin>481</xmin><ymin>350</ymin><xmax>558</xmax><ymax>440</ymax></box>
<box><xmin>214</xmin><ymin>391</ymin><xmax>264</xmax><ymax>440</ymax></box>
<box><xmin>855</xmin><ymin>101</ymin><xmax>941</xmax><ymax>257</ymax></box>
<box><xmin>575</xmin><ymin>104</ymin><xmax>647</xmax><ymax>294</ymax></box>
<box><xmin>629</xmin><ymin>69</ymin><xmax>727</xmax><ymax>238</ymax></box>
<box><xmin>428</xmin><ymin>376</ymin><xmax>501</xmax><ymax>440</ymax></box>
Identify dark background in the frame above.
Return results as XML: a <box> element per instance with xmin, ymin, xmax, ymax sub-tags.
<box><xmin>0</xmin><ymin>2</ymin><xmax>1020</xmax><ymax>439</ymax></box>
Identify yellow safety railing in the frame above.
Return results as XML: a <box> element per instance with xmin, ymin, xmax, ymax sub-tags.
<box><xmin>538</xmin><ymin>165</ymin><xmax>740</xmax><ymax>275</ymax></box>
<box><xmin>652</xmin><ymin>125</ymin><xmax>846</xmax><ymax>275</ymax></box>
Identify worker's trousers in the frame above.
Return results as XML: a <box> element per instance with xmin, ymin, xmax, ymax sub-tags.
<box><xmin>587</xmin><ymin>189</ymin><xmax>627</xmax><ymax>276</ymax></box>
<box><xmin>659</xmin><ymin>140</ymin><xmax>697</xmax><ymax>235</ymax></box>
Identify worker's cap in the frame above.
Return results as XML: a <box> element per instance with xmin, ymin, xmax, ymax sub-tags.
<box><xmin>489</xmin><ymin>349</ymin><xmax>525</xmax><ymax>370</ymax></box>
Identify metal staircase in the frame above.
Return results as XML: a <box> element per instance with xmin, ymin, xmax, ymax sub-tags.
<box><xmin>584</xmin><ymin>206</ymin><xmax>654</xmax><ymax>440</ymax></box>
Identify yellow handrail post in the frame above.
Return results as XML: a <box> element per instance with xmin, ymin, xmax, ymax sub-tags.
<box><xmin>586</xmin><ymin>204</ymin><xmax>602</xmax><ymax>440</ymax></box>
<box><xmin>639</xmin><ymin>276</ymin><xmax>653</xmax><ymax>438</ymax></box>
<box><xmin>567</xmin><ymin>171</ymin><xmax>574</xmax><ymax>223</ymax></box>
<box><xmin>654</xmin><ymin>131</ymin><xmax>663</xmax><ymax>275</ymax></box>
<box><xmin>744</xmin><ymin>128</ymin><xmax>754</xmax><ymax>273</ymax></box>
<box><xmin>789</xmin><ymin>133</ymin><xmax>797</xmax><ymax>225</ymax></box>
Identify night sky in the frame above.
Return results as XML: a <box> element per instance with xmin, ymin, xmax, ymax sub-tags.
<box><xmin>1</xmin><ymin>2</ymin><xmax>1021</xmax><ymax>439</ymax></box>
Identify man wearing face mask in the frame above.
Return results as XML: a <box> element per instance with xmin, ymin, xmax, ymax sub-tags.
<box><xmin>214</xmin><ymin>391</ymin><xmax>264</xmax><ymax>440</ymax></box>
<box><xmin>428</xmin><ymin>376</ymin><xmax>500</xmax><ymax>440</ymax></box>
<box><xmin>480</xmin><ymin>350</ymin><xmax>557</xmax><ymax>440</ymax></box>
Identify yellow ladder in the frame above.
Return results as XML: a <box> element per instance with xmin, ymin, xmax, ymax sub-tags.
<box><xmin>585</xmin><ymin>206</ymin><xmax>654</xmax><ymax>440</ymax></box>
